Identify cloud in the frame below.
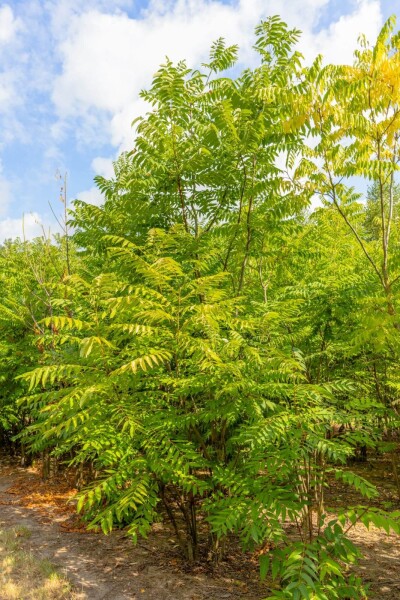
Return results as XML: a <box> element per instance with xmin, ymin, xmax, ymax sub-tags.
<box><xmin>74</xmin><ymin>156</ymin><xmax>115</xmax><ymax>207</ymax></box>
<box><xmin>301</xmin><ymin>0</ymin><xmax>383</xmax><ymax>64</ymax></box>
<box><xmin>0</xmin><ymin>0</ymin><xmax>386</xmax><ymax>234</ymax></box>
<box><xmin>91</xmin><ymin>156</ymin><xmax>115</xmax><ymax>179</ymax></box>
<box><xmin>0</xmin><ymin>179</ymin><xmax>11</xmax><ymax>215</ymax></box>
<box><xmin>73</xmin><ymin>156</ymin><xmax>114</xmax><ymax>207</ymax></box>
<box><xmin>0</xmin><ymin>5</ymin><xmax>23</xmax><ymax>118</ymax></box>
<box><xmin>51</xmin><ymin>0</ymin><xmax>383</xmax><ymax>158</ymax></box>
<box><xmin>0</xmin><ymin>5</ymin><xmax>31</xmax><ymax>145</ymax></box>
<box><xmin>0</xmin><ymin>212</ymin><xmax>44</xmax><ymax>241</ymax></box>
<box><xmin>0</xmin><ymin>4</ymin><xmax>21</xmax><ymax>45</ymax></box>
<box><xmin>75</xmin><ymin>186</ymin><xmax>104</xmax><ymax>206</ymax></box>
<box><xmin>0</xmin><ymin>161</ymin><xmax>12</xmax><ymax>216</ymax></box>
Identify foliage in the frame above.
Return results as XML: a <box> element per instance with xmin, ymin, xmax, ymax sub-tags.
<box><xmin>2</xmin><ymin>14</ymin><xmax>400</xmax><ymax>600</ymax></box>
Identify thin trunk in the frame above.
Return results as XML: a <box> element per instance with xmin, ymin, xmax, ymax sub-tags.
<box><xmin>237</xmin><ymin>194</ymin><xmax>253</xmax><ymax>293</ymax></box>
<box><xmin>42</xmin><ymin>450</ymin><xmax>50</xmax><ymax>481</ymax></box>
<box><xmin>238</xmin><ymin>156</ymin><xmax>256</xmax><ymax>293</ymax></box>
<box><xmin>391</xmin><ymin>449</ymin><xmax>400</xmax><ymax>502</ymax></box>
<box><xmin>63</xmin><ymin>173</ymin><xmax>71</xmax><ymax>276</ymax></box>
<box><xmin>177</xmin><ymin>175</ymin><xmax>189</xmax><ymax>233</ymax></box>
<box><xmin>160</xmin><ymin>486</ymin><xmax>187</xmax><ymax>556</ymax></box>
<box><xmin>223</xmin><ymin>162</ymin><xmax>247</xmax><ymax>272</ymax></box>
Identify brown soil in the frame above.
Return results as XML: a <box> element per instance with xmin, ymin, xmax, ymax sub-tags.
<box><xmin>324</xmin><ymin>458</ymin><xmax>400</xmax><ymax>599</ymax></box>
<box><xmin>0</xmin><ymin>456</ymin><xmax>265</xmax><ymax>599</ymax></box>
<box><xmin>0</xmin><ymin>455</ymin><xmax>399</xmax><ymax>599</ymax></box>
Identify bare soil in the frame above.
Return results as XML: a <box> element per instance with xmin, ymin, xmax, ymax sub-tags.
<box><xmin>0</xmin><ymin>455</ymin><xmax>399</xmax><ymax>599</ymax></box>
<box><xmin>324</xmin><ymin>458</ymin><xmax>400</xmax><ymax>599</ymax></box>
<box><xmin>0</xmin><ymin>456</ymin><xmax>264</xmax><ymax>599</ymax></box>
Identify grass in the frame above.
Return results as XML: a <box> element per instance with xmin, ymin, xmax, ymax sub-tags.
<box><xmin>0</xmin><ymin>524</ymin><xmax>78</xmax><ymax>599</ymax></box>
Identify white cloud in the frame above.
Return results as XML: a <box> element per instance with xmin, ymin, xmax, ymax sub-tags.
<box><xmin>0</xmin><ymin>5</ymin><xmax>25</xmax><ymax>133</ymax></box>
<box><xmin>110</xmin><ymin>98</ymin><xmax>147</xmax><ymax>150</ymax></box>
<box><xmin>51</xmin><ymin>0</ymin><xmax>383</xmax><ymax>155</ymax></box>
<box><xmin>0</xmin><ymin>0</ymin><xmax>386</xmax><ymax>229</ymax></box>
<box><xmin>0</xmin><ymin>71</ymin><xmax>18</xmax><ymax>113</ymax></box>
<box><xmin>75</xmin><ymin>186</ymin><xmax>104</xmax><ymax>206</ymax></box>
<box><xmin>91</xmin><ymin>156</ymin><xmax>115</xmax><ymax>179</ymax></box>
<box><xmin>301</xmin><ymin>0</ymin><xmax>383</xmax><ymax>64</ymax></box>
<box><xmin>74</xmin><ymin>156</ymin><xmax>114</xmax><ymax>207</ymax></box>
<box><xmin>0</xmin><ymin>179</ymin><xmax>11</xmax><ymax>215</ymax></box>
<box><xmin>0</xmin><ymin>4</ymin><xmax>22</xmax><ymax>117</ymax></box>
<box><xmin>0</xmin><ymin>4</ymin><xmax>21</xmax><ymax>45</ymax></box>
<box><xmin>0</xmin><ymin>212</ymin><xmax>44</xmax><ymax>241</ymax></box>
<box><xmin>0</xmin><ymin>160</ymin><xmax>11</xmax><ymax>216</ymax></box>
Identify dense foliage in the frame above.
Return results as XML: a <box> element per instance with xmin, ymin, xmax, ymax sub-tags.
<box><xmin>2</xmin><ymin>15</ymin><xmax>400</xmax><ymax>600</ymax></box>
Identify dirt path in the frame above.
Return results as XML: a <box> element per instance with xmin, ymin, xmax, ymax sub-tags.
<box><xmin>323</xmin><ymin>463</ymin><xmax>400</xmax><ymax>599</ymax></box>
<box><xmin>0</xmin><ymin>460</ymin><xmax>261</xmax><ymax>600</ymax></box>
<box><xmin>1</xmin><ymin>456</ymin><xmax>400</xmax><ymax>599</ymax></box>
<box><xmin>0</xmin><ymin>474</ymin><xmax>162</xmax><ymax>599</ymax></box>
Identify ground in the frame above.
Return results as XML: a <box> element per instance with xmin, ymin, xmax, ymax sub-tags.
<box><xmin>0</xmin><ymin>455</ymin><xmax>399</xmax><ymax>599</ymax></box>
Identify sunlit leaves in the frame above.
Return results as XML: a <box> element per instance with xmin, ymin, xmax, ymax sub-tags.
<box><xmin>3</xmin><ymin>16</ymin><xmax>400</xmax><ymax>600</ymax></box>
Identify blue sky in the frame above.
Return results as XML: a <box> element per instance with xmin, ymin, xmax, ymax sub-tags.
<box><xmin>0</xmin><ymin>0</ymin><xmax>394</xmax><ymax>239</ymax></box>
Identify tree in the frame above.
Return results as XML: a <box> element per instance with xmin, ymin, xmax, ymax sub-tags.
<box><xmin>300</xmin><ymin>14</ymin><xmax>400</xmax><ymax>497</ymax></box>
<box><xmin>4</xmin><ymin>15</ymin><xmax>400</xmax><ymax>600</ymax></box>
<box><xmin>0</xmin><ymin>236</ymin><xmax>73</xmax><ymax>463</ymax></box>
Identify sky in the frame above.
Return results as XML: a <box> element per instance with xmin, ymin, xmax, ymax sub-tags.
<box><xmin>0</xmin><ymin>0</ymin><xmax>396</xmax><ymax>240</ymax></box>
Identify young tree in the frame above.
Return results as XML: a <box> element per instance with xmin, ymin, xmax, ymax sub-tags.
<box><xmin>10</xmin><ymin>15</ymin><xmax>400</xmax><ymax>600</ymax></box>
